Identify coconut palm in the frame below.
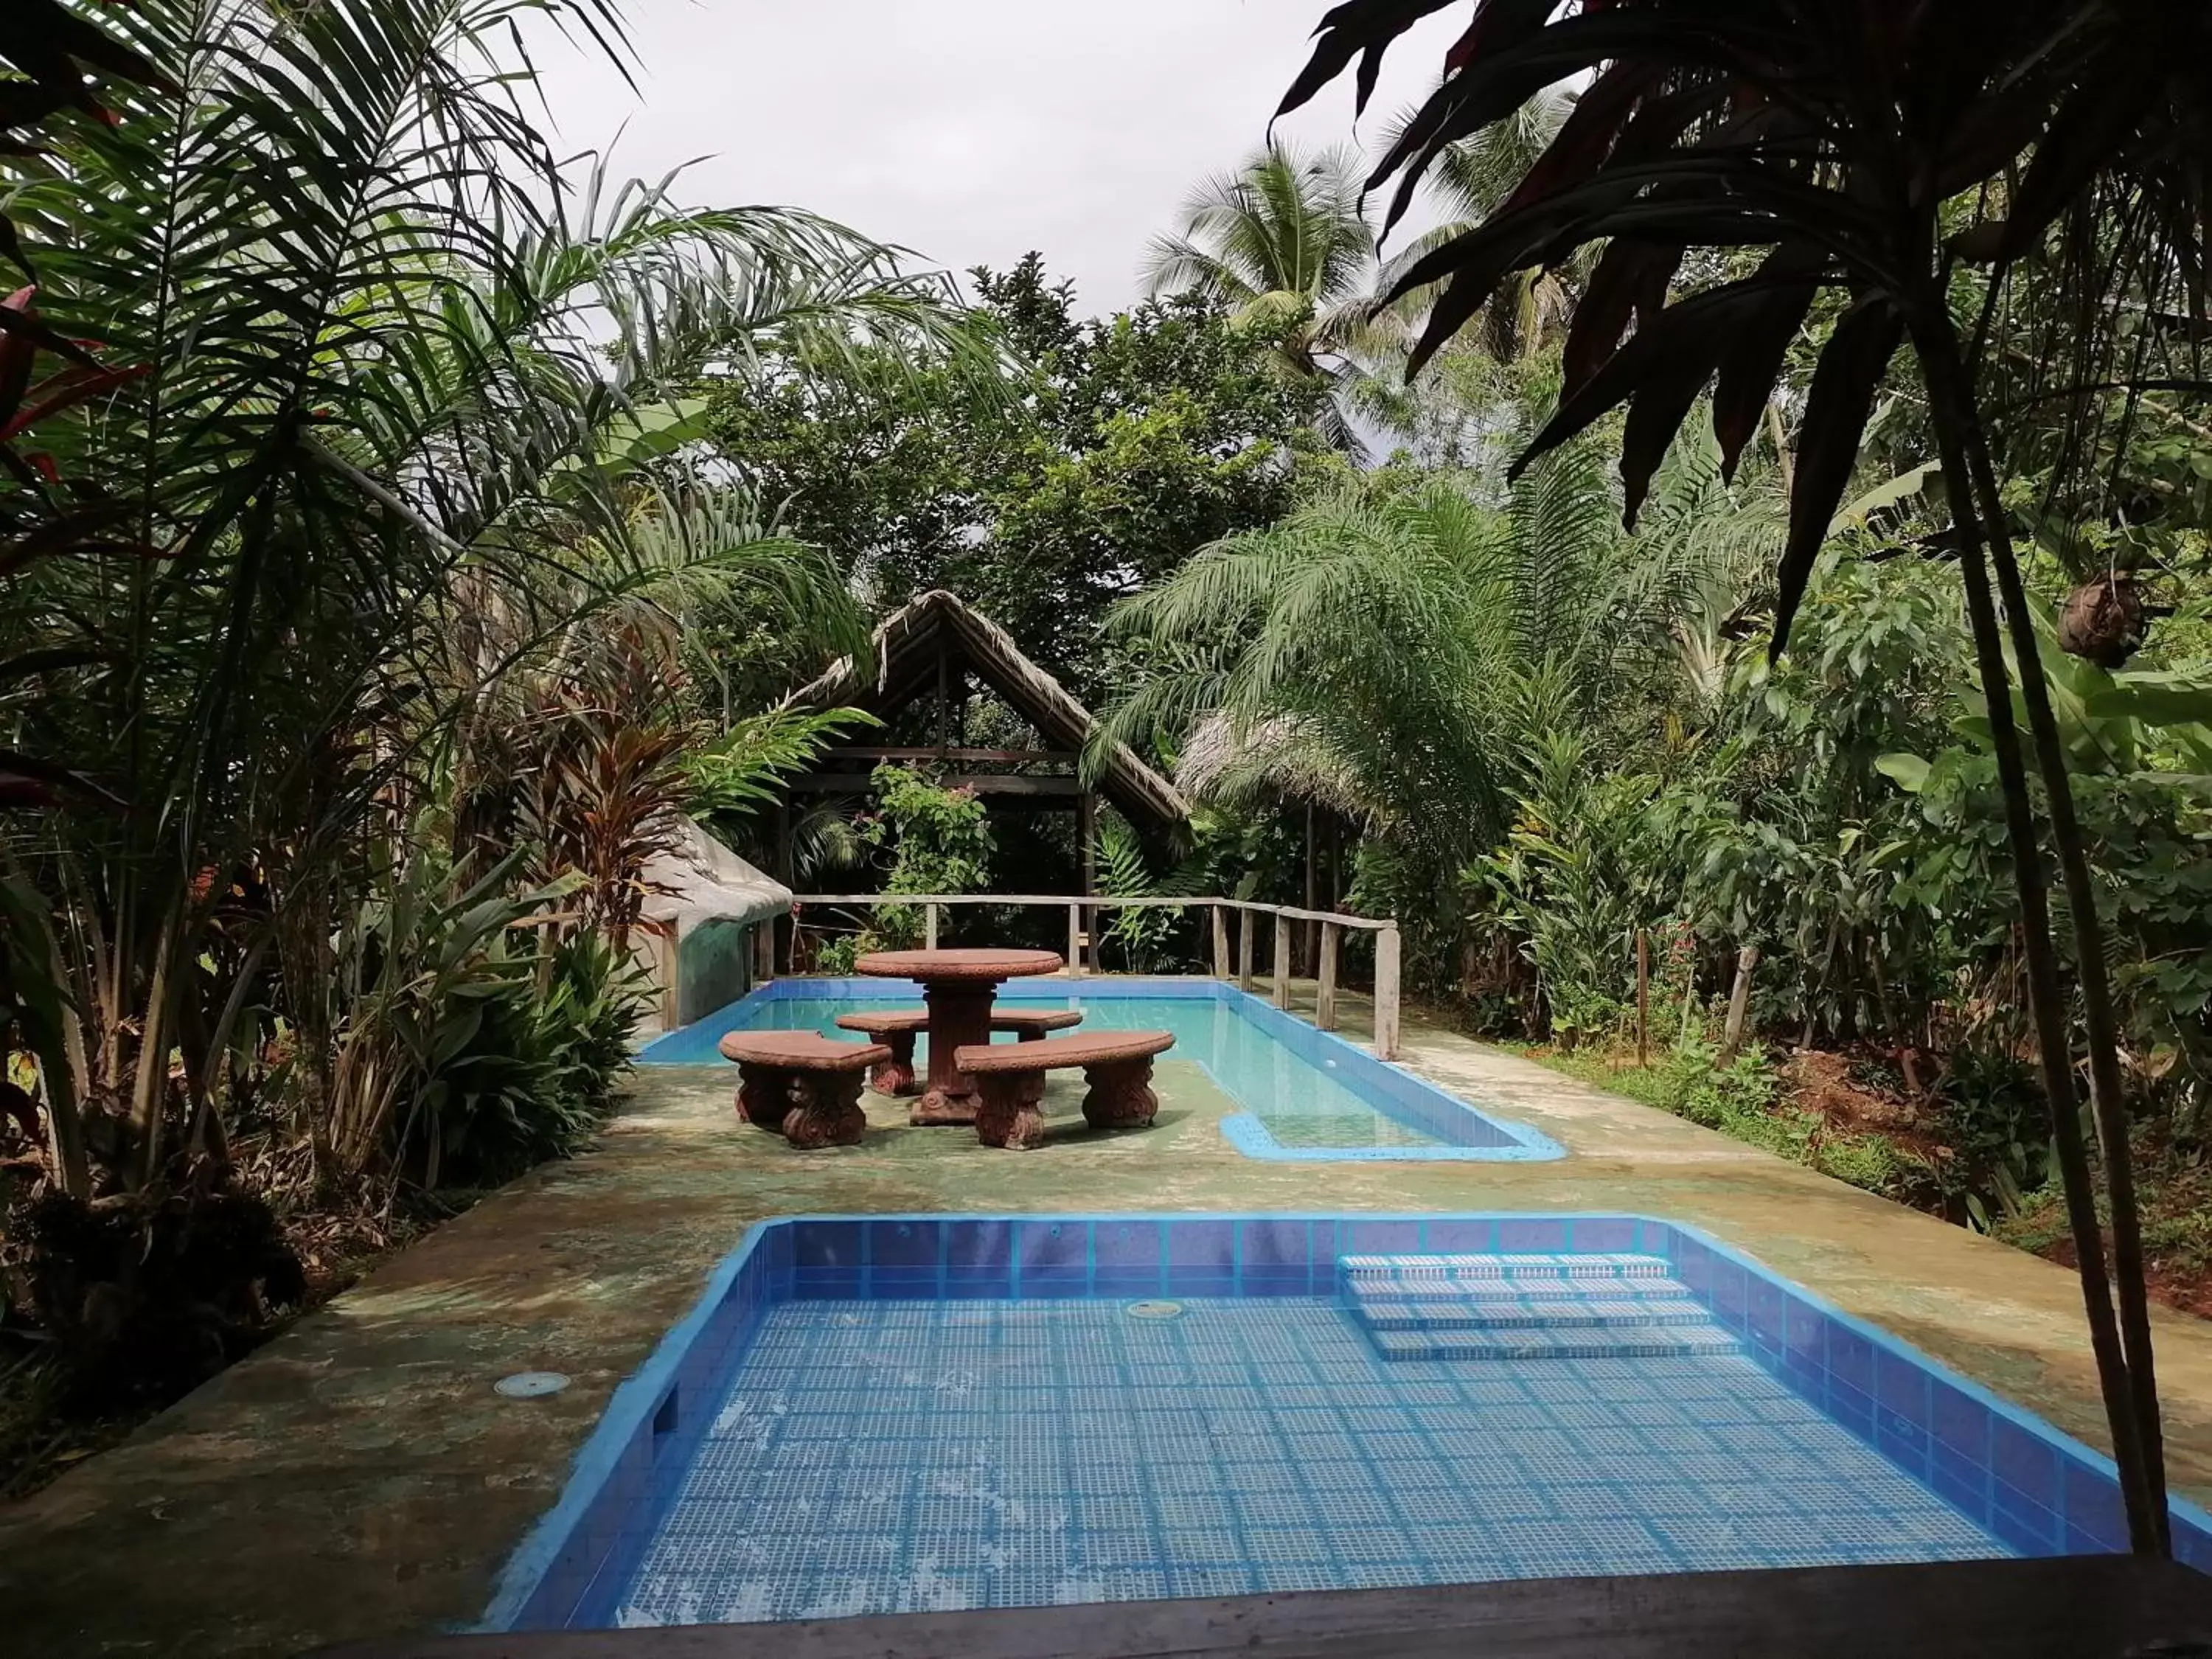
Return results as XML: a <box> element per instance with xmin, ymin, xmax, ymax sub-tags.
<box><xmin>1143</xmin><ymin>145</ymin><xmax>1397</xmax><ymax>449</ymax></box>
<box><xmin>1381</xmin><ymin>88</ymin><xmax>1577</xmax><ymax>362</ymax></box>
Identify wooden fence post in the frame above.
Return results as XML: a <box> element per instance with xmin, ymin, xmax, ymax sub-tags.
<box><xmin>1273</xmin><ymin>911</ymin><xmax>1293</xmax><ymax>1009</ymax></box>
<box><xmin>1720</xmin><ymin>944</ymin><xmax>1759</xmax><ymax>1062</ymax></box>
<box><xmin>1374</xmin><ymin>924</ymin><xmax>1402</xmax><ymax>1061</ymax></box>
<box><xmin>925</xmin><ymin>902</ymin><xmax>939</xmax><ymax>951</ymax></box>
<box><xmin>1212</xmin><ymin>905</ymin><xmax>1232</xmax><ymax>979</ymax></box>
<box><xmin>1237</xmin><ymin>908</ymin><xmax>1256</xmax><ymax>992</ymax></box>
<box><xmin>1317</xmin><ymin>921</ymin><xmax>1342</xmax><ymax>1030</ymax></box>
<box><xmin>754</xmin><ymin>918</ymin><xmax>775</xmax><ymax>985</ymax></box>
<box><xmin>1636</xmin><ymin>930</ymin><xmax>1651</xmax><ymax>1068</ymax></box>
<box><xmin>1067</xmin><ymin>902</ymin><xmax>1084</xmax><ymax>978</ymax></box>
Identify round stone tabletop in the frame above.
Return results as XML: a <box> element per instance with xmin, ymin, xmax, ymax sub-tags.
<box><xmin>852</xmin><ymin>947</ymin><xmax>1065</xmax><ymax>982</ymax></box>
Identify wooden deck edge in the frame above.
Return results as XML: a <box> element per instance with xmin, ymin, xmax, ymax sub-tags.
<box><xmin>307</xmin><ymin>1557</ymin><xmax>2212</xmax><ymax>1659</ymax></box>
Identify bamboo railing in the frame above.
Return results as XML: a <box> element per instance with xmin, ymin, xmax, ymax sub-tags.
<box><xmin>773</xmin><ymin>894</ymin><xmax>1403</xmax><ymax>1060</ymax></box>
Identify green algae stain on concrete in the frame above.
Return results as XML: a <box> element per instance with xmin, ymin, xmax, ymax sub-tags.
<box><xmin>7</xmin><ymin>1001</ymin><xmax>2212</xmax><ymax>1657</ymax></box>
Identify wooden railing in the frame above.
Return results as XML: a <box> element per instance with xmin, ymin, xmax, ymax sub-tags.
<box><xmin>775</xmin><ymin>894</ymin><xmax>1403</xmax><ymax>1060</ymax></box>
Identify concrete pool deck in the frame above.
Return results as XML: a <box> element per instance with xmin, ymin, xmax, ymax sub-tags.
<box><xmin>5</xmin><ymin>984</ymin><xmax>2211</xmax><ymax>1657</ymax></box>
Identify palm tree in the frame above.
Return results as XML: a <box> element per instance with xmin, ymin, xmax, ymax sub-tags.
<box><xmin>0</xmin><ymin>0</ymin><xmax>983</xmax><ymax>1200</ymax></box>
<box><xmin>1143</xmin><ymin>145</ymin><xmax>1394</xmax><ymax>448</ymax></box>
<box><xmin>1099</xmin><ymin>432</ymin><xmax>1747</xmax><ymax>861</ymax></box>
<box><xmin>1271</xmin><ymin>0</ymin><xmax>2212</xmax><ymax>1553</ymax></box>
<box><xmin>1380</xmin><ymin>88</ymin><xmax>1577</xmax><ymax>362</ymax></box>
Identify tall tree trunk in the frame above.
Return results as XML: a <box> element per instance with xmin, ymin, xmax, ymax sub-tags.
<box><xmin>1916</xmin><ymin>324</ymin><xmax>2163</xmax><ymax>1552</ymax></box>
<box><xmin>1949</xmin><ymin>347</ymin><xmax>2167</xmax><ymax>1546</ymax></box>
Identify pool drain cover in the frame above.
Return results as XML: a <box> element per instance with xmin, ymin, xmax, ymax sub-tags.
<box><xmin>495</xmin><ymin>1371</ymin><xmax>571</xmax><ymax>1399</ymax></box>
<box><xmin>1126</xmin><ymin>1300</ymin><xmax>1186</xmax><ymax>1321</ymax></box>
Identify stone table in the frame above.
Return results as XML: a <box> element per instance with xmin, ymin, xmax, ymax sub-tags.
<box><xmin>852</xmin><ymin>947</ymin><xmax>1064</xmax><ymax>1125</ymax></box>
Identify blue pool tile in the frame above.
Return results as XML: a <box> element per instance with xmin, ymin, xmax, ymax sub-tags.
<box><xmin>1990</xmin><ymin>1479</ymin><xmax>2061</xmax><ymax>1554</ymax></box>
<box><xmin>1673</xmin><ymin>1238</ymin><xmax>1714</xmax><ymax>1294</ymax></box>
<box><xmin>1095</xmin><ymin>1274</ymin><xmax>1165</xmax><ymax>1301</ymax></box>
<box><xmin>1876</xmin><ymin>1348</ymin><xmax>1930</xmax><ymax>1428</ymax></box>
<box><xmin>1095</xmin><ymin>1222</ymin><xmax>1164</xmax><ymax>1267</ymax></box>
<box><xmin>2062</xmin><ymin>1459</ymin><xmax>2128</xmax><ymax>1551</ymax></box>
<box><xmin>1422</xmin><ymin>1218</ymin><xmax>1495</xmax><ymax>1253</ymax></box>
<box><xmin>1930</xmin><ymin>1381</ymin><xmax>1988</xmax><ymax>1461</ymax></box>
<box><xmin>1239</xmin><ymin>1219</ymin><xmax>1309</xmax><ymax>1272</ymax></box>
<box><xmin>1165</xmin><ymin>1268</ymin><xmax>1238</xmax><ymax>1298</ymax></box>
<box><xmin>1347</xmin><ymin>1219</ymin><xmax>1423</xmax><ymax>1255</ymax></box>
<box><xmin>1876</xmin><ymin>1417</ymin><xmax>1927</xmax><ymax>1476</ymax></box>
<box><xmin>1710</xmin><ymin>1262</ymin><xmax>1747</xmax><ymax>1331</ymax></box>
<box><xmin>869</xmin><ymin>1220</ymin><xmax>941</xmax><ymax>1267</ymax></box>
<box><xmin>871</xmin><ymin>1268</ymin><xmax>940</xmax><ymax>1299</ymax></box>
<box><xmin>1991</xmin><ymin>1417</ymin><xmax>2059</xmax><ymax>1509</ymax></box>
<box><xmin>793</xmin><ymin>1220</ymin><xmax>861</xmax><ymax>1269</ymax></box>
<box><xmin>946</xmin><ymin>1219</ymin><xmax>1014</xmax><ymax>1273</ymax></box>
<box><xmin>1782</xmin><ymin>1302</ymin><xmax>1825</xmax><ymax>1374</ymax></box>
<box><xmin>1573</xmin><ymin>1217</ymin><xmax>1637</xmax><ymax>1253</ymax></box>
<box><xmin>2174</xmin><ymin>1515</ymin><xmax>2212</xmax><ymax>1573</ymax></box>
<box><xmin>1498</xmin><ymin>1218</ymin><xmax>1568</xmax><ymax>1251</ymax></box>
<box><xmin>1018</xmin><ymin>1220</ymin><xmax>1085</xmax><ymax>1274</ymax></box>
<box><xmin>1172</xmin><ymin>1220</ymin><xmax>1237</xmax><ymax>1267</ymax></box>
<box><xmin>1827</xmin><ymin>1380</ymin><xmax>1873</xmax><ymax>1440</ymax></box>
<box><xmin>1930</xmin><ymin>1461</ymin><xmax>1986</xmax><ymax>1524</ymax></box>
<box><xmin>1745</xmin><ymin>1278</ymin><xmax>1786</xmax><ymax>1352</ymax></box>
<box><xmin>1829</xmin><ymin>1327</ymin><xmax>1875</xmax><ymax>1397</ymax></box>
<box><xmin>791</xmin><ymin>1269</ymin><xmax>863</xmax><ymax>1299</ymax></box>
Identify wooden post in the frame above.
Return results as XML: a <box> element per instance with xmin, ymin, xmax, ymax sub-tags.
<box><xmin>1068</xmin><ymin>902</ymin><xmax>1084</xmax><ymax>979</ymax></box>
<box><xmin>1720</xmin><ymin>944</ymin><xmax>1759</xmax><ymax>1062</ymax></box>
<box><xmin>1374</xmin><ymin>924</ymin><xmax>1403</xmax><ymax>1061</ymax></box>
<box><xmin>1317</xmin><ymin>921</ymin><xmax>1342</xmax><ymax>1030</ymax></box>
<box><xmin>753</xmin><ymin>917</ymin><xmax>775</xmax><ymax>985</ymax></box>
<box><xmin>1237</xmin><ymin>907</ymin><xmax>1255</xmax><ymax>992</ymax></box>
<box><xmin>1212</xmin><ymin>905</ymin><xmax>1232</xmax><ymax>979</ymax></box>
<box><xmin>925</xmin><ymin>902</ymin><xmax>939</xmax><ymax>951</ymax></box>
<box><xmin>1077</xmin><ymin>790</ymin><xmax>1098</xmax><ymax>976</ymax></box>
<box><xmin>1635</xmin><ymin>930</ymin><xmax>1651</xmax><ymax>1068</ymax></box>
<box><xmin>1273</xmin><ymin>911</ymin><xmax>1293</xmax><ymax>1010</ymax></box>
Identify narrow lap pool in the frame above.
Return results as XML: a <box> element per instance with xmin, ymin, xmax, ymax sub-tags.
<box><xmin>486</xmin><ymin>1213</ymin><xmax>2212</xmax><ymax>1632</ymax></box>
<box><xmin>637</xmin><ymin>976</ymin><xmax>1562</xmax><ymax>1161</ymax></box>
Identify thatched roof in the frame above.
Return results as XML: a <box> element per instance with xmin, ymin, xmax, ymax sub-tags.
<box><xmin>1175</xmin><ymin>712</ymin><xmax>1367</xmax><ymax>819</ymax></box>
<box><xmin>786</xmin><ymin>589</ymin><xmax>1191</xmax><ymax>841</ymax></box>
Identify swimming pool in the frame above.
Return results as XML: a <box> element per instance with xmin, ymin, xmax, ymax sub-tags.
<box><xmin>484</xmin><ymin>1213</ymin><xmax>2212</xmax><ymax>1632</ymax></box>
<box><xmin>637</xmin><ymin>976</ymin><xmax>1562</xmax><ymax>1162</ymax></box>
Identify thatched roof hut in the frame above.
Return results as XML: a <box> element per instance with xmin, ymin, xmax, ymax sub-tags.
<box><xmin>785</xmin><ymin>589</ymin><xmax>1191</xmax><ymax>843</ymax></box>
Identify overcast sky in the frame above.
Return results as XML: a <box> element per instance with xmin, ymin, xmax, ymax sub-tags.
<box><xmin>526</xmin><ymin>0</ymin><xmax>1466</xmax><ymax>313</ymax></box>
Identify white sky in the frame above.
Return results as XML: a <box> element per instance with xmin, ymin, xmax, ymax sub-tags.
<box><xmin>526</xmin><ymin>0</ymin><xmax>1466</xmax><ymax>312</ymax></box>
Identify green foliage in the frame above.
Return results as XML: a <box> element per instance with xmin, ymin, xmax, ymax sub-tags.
<box><xmin>411</xmin><ymin>927</ymin><xmax>646</xmax><ymax>1190</ymax></box>
<box><xmin>1472</xmin><ymin>733</ymin><xmax>1678</xmax><ymax>1047</ymax></box>
<box><xmin>844</xmin><ymin>765</ymin><xmax>995</xmax><ymax>950</ymax></box>
<box><xmin>703</xmin><ymin>253</ymin><xmax>1323</xmax><ymax>692</ymax></box>
<box><xmin>325</xmin><ymin>849</ymin><xmax>646</xmax><ymax>1186</ymax></box>
<box><xmin>686</xmin><ymin>708</ymin><xmax>880</xmax><ymax>823</ymax></box>
<box><xmin>1093</xmin><ymin>815</ymin><xmax>1211</xmax><ymax>973</ymax></box>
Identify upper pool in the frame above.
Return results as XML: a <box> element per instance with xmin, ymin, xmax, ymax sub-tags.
<box><xmin>637</xmin><ymin>975</ymin><xmax>1562</xmax><ymax>1163</ymax></box>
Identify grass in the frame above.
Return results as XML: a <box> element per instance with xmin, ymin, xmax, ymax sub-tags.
<box><xmin>1523</xmin><ymin>1038</ymin><xmax>1912</xmax><ymax>1198</ymax></box>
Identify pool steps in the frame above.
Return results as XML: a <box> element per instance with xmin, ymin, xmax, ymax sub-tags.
<box><xmin>1338</xmin><ymin>1253</ymin><xmax>1742</xmax><ymax>1363</ymax></box>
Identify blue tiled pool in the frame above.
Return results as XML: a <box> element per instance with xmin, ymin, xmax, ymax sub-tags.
<box><xmin>638</xmin><ymin>977</ymin><xmax>1562</xmax><ymax>1162</ymax></box>
<box><xmin>484</xmin><ymin>1214</ymin><xmax>2212</xmax><ymax>1632</ymax></box>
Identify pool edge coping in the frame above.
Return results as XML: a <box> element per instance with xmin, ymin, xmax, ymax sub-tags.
<box><xmin>478</xmin><ymin>1208</ymin><xmax>2212</xmax><ymax>1632</ymax></box>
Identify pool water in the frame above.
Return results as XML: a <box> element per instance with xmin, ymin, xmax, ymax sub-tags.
<box><xmin>487</xmin><ymin>1214</ymin><xmax>2212</xmax><ymax>1633</ymax></box>
<box><xmin>612</xmin><ymin>1290</ymin><xmax>2000</xmax><ymax>1626</ymax></box>
<box><xmin>639</xmin><ymin>978</ymin><xmax>1561</xmax><ymax>1161</ymax></box>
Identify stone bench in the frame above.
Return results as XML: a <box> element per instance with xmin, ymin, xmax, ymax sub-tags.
<box><xmin>953</xmin><ymin>1029</ymin><xmax>1175</xmax><ymax>1150</ymax></box>
<box><xmin>835</xmin><ymin>1006</ymin><xmax>1082</xmax><ymax>1099</ymax></box>
<box><xmin>716</xmin><ymin>1032</ymin><xmax>889</xmax><ymax>1150</ymax></box>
